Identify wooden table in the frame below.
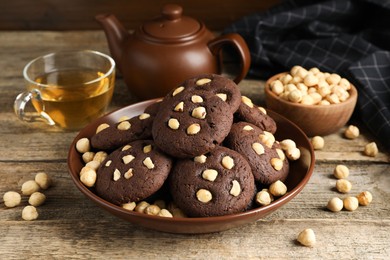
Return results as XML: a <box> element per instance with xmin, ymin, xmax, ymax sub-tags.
<box><xmin>1</xmin><ymin>31</ymin><xmax>389</xmax><ymax>259</ymax></box>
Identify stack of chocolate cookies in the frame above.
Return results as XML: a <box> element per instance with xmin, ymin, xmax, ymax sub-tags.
<box><xmin>89</xmin><ymin>74</ymin><xmax>290</xmax><ymax>217</ymax></box>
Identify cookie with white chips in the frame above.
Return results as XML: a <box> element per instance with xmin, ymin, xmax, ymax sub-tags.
<box><xmin>90</xmin><ymin>112</ymin><xmax>155</xmax><ymax>151</ymax></box>
<box><xmin>225</xmin><ymin>122</ymin><xmax>289</xmax><ymax>185</ymax></box>
<box><xmin>95</xmin><ymin>140</ymin><xmax>173</xmax><ymax>205</ymax></box>
<box><xmin>169</xmin><ymin>146</ymin><xmax>255</xmax><ymax>217</ymax></box>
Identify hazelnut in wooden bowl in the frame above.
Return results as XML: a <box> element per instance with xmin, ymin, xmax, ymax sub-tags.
<box><xmin>265</xmin><ymin>66</ymin><xmax>358</xmax><ymax>137</ymax></box>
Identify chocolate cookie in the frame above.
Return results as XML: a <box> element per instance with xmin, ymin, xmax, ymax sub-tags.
<box><xmin>234</xmin><ymin>96</ymin><xmax>277</xmax><ymax>134</ymax></box>
<box><xmin>152</xmin><ymin>90</ymin><xmax>233</xmax><ymax>158</ymax></box>
<box><xmin>90</xmin><ymin>112</ymin><xmax>154</xmax><ymax>151</ymax></box>
<box><xmin>181</xmin><ymin>74</ymin><xmax>242</xmax><ymax>113</ymax></box>
<box><xmin>95</xmin><ymin>140</ymin><xmax>173</xmax><ymax>205</ymax></box>
<box><xmin>225</xmin><ymin>122</ymin><xmax>289</xmax><ymax>185</ymax></box>
<box><xmin>169</xmin><ymin>146</ymin><xmax>255</xmax><ymax>217</ymax></box>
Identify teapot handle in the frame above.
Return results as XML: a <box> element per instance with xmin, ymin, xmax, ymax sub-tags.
<box><xmin>208</xmin><ymin>33</ymin><xmax>251</xmax><ymax>84</ymax></box>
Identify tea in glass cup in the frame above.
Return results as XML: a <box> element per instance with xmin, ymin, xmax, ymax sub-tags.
<box><xmin>14</xmin><ymin>50</ymin><xmax>115</xmax><ymax>130</ymax></box>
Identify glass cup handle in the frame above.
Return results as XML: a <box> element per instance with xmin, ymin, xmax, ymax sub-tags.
<box><xmin>14</xmin><ymin>89</ymin><xmax>55</xmax><ymax>125</ymax></box>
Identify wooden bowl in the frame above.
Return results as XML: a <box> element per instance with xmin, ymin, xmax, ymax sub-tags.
<box><xmin>67</xmin><ymin>99</ymin><xmax>315</xmax><ymax>234</ymax></box>
<box><xmin>265</xmin><ymin>72</ymin><xmax>358</xmax><ymax>137</ymax></box>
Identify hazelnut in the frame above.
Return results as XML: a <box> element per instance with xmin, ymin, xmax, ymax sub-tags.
<box><xmin>286</xmin><ymin>147</ymin><xmax>301</xmax><ymax>160</ymax></box>
<box><xmin>28</xmin><ymin>192</ymin><xmax>46</xmax><ymax>207</ymax></box>
<box><xmin>280</xmin><ymin>139</ymin><xmax>296</xmax><ymax>151</ymax></box>
<box><xmin>80</xmin><ymin>168</ymin><xmax>97</xmax><ymax>187</ymax></box>
<box><xmin>297</xmin><ymin>228</ymin><xmax>316</xmax><ymax>247</ymax></box>
<box><xmin>144</xmin><ymin>205</ymin><xmax>161</xmax><ymax>216</ymax></box>
<box><xmin>333</xmin><ymin>165</ymin><xmax>349</xmax><ymax>179</ymax></box>
<box><xmin>158</xmin><ymin>209</ymin><xmax>173</xmax><ymax>218</ymax></box>
<box><xmin>327</xmin><ymin>197</ymin><xmax>343</xmax><ymax>212</ymax></box>
<box><xmin>22</xmin><ymin>205</ymin><xmax>39</xmax><ymax>221</ymax></box>
<box><xmin>356</xmin><ymin>191</ymin><xmax>373</xmax><ymax>206</ymax></box>
<box><xmin>21</xmin><ymin>180</ymin><xmax>40</xmax><ymax>196</ymax></box>
<box><xmin>311</xmin><ymin>136</ymin><xmax>325</xmax><ymax>150</ymax></box>
<box><xmin>343</xmin><ymin>196</ymin><xmax>359</xmax><ymax>211</ymax></box>
<box><xmin>82</xmin><ymin>151</ymin><xmax>95</xmax><ymax>164</ymax></box>
<box><xmin>93</xmin><ymin>151</ymin><xmax>108</xmax><ymax>163</ymax></box>
<box><xmin>344</xmin><ymin>125</ymin><xmax>360</xmax><ymax>139</ymax></box>
<box><xmin>75</xmin><ymin>138</ymin><xmax>90</xmax><ymax>153</ymax></box>
<box><xmin>336</xmin><ymin>179</ymin><xmax>352</xmax><ymax>193</ymax></box>
<box><xmin>134</xmin><ymin>201</ymin><xmax>150</xmax><ymax>213</ymax></box>
<box><xmin>122</xmin><ymin>202</ymin><xmax>136</xmax><ymax>211</ymax></box>
<box><xmin>3</xmin><ymin>191</ymin><xmax>22</xmax><ymax>208</ymax></box>
<box><xmin>364</xmin><ymin>142</ymin><xmax>378</xmax><ymax>157</ymax></box>
<box><xmin>34</xmin><ymin>172</ymin><xmax>51</xmax><ymax>190</ymax></box>
<box><xmin>255</xmin><ymin>190</ymin><xmax>273</xmax><ymax>206</ymax></box>
<box><xmin>269</xmin><ymin>180</ymin><xmax>287</xmax><ymax>197</ymax></box>
<box><xmin>270</xmin><ymin>158</ymin><xmax>283</xmax><ymax>171</ymax></box>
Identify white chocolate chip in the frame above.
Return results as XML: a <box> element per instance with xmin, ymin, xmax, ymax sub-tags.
<box><xmin>139</xmin><ymin>113</ymin><xmax>150</xmax><ymax>120</ymax></box>
<box><xmin>96</xmin><ymin>123</ymin><xmax>110</xmax><ymax>134</ymax></box>
<box><xmin>124</xmin><ymin>168</ymin><xmax>134</xmax><ymax>179</ymax></box>
<box><xmin>216</xmin><ymin>93</ymin><xmax>227</xmax><ymax>101</ymax></box>
<box><xmin>243</xmin><ymin>125</ymin><xmax>254</xmax><ymax>131</ymax></box>
<box><xmin>168</xmin><ymin>118</ymin><xmax>180</xmax><ymax>130</ymax></box>
<box><xmin>241</xmin><ymin>96</ymin><xmax>254</xmax><ymax>108</ymax></box>
<box><xmin>118</xmin><ymin>116</ymin><xmax>130</xmax><ymax>122</ymax></box>
<box><xmin>252</xmin><ymin>142</ymin><xmax>265</xmax><ymax>155</ymax></box>
<box><xmin>122</xmin><ymin>145</ymin><xmax>132</xmax><ymax>151</ymax></box>
<box><xmin>196</xmin><ymin>78</ymin><xmax>211</xmax><ymax>85</ymax></box>
<box><xmin>191</xmin><ymin>107</ymin><xmax>207</xmax><ymax>119</ymax></box>
<box><xmin>113</xmin><ymin>169</ymin><xmax>121</xmax><ymax>181</ymax></box>
<box><xmin>191</xmin><ymin>95</ymin><xmax>203</xmax><ymax>103</ymax></box>
<box><xmin>187</xmin><ymin>123</ymin><xmax>201</xmax><ymax>135</ymax></box>
<box><xmin>221</xmin><ymin>156</ymin><xmax>235</xmax><ymax>169</ymax></box>
<box><xmin>117</xmin><ymin>121</ymin><xmax>131</xmax><ymax>130</ymax></box>
<box><xmin>172</xmin><ymin>86</ymin><xmax>184</xmax><ymax>96</ymax></box>
<box><xmin>196</xmin><ymin>189</ymin><xmax>212</xmax><ymax>203</ymax></box>
<box><xmin>122</xmin><ymin>155</ymin><xmax>135</xmax><ymax>164</ymax></box>
<box><xmin>105</xmin><ymin>160</ymin><xmax>112</xmax><ymax>167</ymax></box>
<box><xmin>230</xmin><ymin>180</ymin><xmax>241</xmax><ymax>197</ymax></box>
<box><xmin>143</xmin><ymin>157</ymin><xmax>155</xmax><ymax>169</ymax></box>
<box><xmin>194</xmin><ymin>154</ymin><xmax>207</xmax><ymax>163</ymax></box>
<box><xmin>202</xmin><ymin>169</ymin><xmax>218</xmax><ymax>181</ymax></box>
<box><xmin>143</xmin><ymin>145</ymin><xmax>152</xmax><ymax>153</ymax></box>
<box><xmin>174</xmin><ymin>102</ymin><xmax>184</xmax><ymax>112</ymax></box>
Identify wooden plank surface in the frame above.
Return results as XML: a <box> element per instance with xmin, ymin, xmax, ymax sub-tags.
<box><xmin>0</xmin><ymin>0</ymin><xmax>280</xmax><ymax>31</ymax></box>
<box><xmin>0</xmin><ymin>31</ymin><xmax>389</xmax><ymax>259</ymax></box>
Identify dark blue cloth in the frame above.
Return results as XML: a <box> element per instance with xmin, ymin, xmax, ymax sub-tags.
<box><xmin>224</xmin><ymin>0</ymin><xmax>390</xmax><ymax>151</ymax></box>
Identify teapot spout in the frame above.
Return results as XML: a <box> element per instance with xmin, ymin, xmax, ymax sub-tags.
<box><xmin>95</xmin><ymin>14</ymin><xmax>130</xmax><ymax>71</ymax></box>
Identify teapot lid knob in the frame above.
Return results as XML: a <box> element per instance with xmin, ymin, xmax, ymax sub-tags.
<box><xmin>162</xmin><ymin>4</ymin><xmax>183</xmax><ymax>21</ymax></box>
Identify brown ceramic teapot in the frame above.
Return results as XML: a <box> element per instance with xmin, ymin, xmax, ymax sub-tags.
<box><xmin>96</xmin><ymin>4</ymin><xmax>251</xmax><ymax>100</ymax></box>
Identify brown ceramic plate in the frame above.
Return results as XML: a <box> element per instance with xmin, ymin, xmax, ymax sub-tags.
<box><xmin>67</xmin><ymin>99</ymin><xmax>315</xmax><ymax>234</ymax></box>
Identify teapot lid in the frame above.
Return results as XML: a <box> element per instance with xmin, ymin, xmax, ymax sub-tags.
<box><xmin>141</xmin><ymin>4</ymin><xmax>203</xmax><ymax>41</ymax></box>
